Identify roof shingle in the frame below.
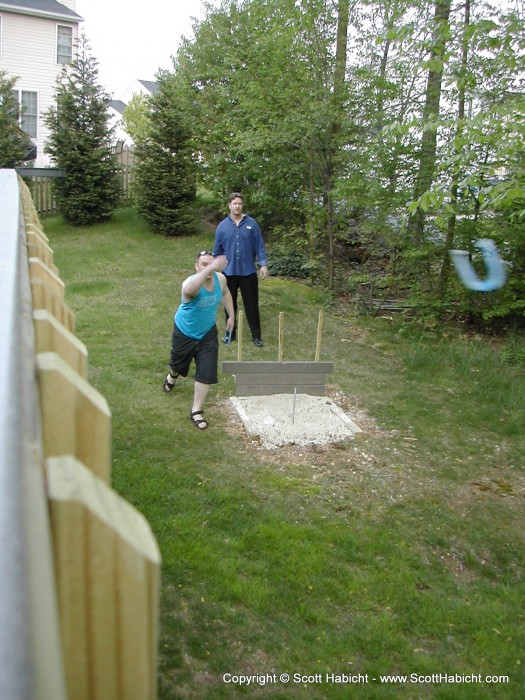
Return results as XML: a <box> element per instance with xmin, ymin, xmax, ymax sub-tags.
<box><xmin>0</xmin><ymin>0</ymin><xmax>82</xmax><ymax>21</ymax></box>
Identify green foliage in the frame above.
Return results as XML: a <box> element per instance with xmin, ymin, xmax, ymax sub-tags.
<box><xmin>122</xmin><ymin>94</ymin><xmax>151</xmax><ymax>144</ymax></box>
<box><xmin>194</xmin><ymin>186</ymin><xmax>222</xmax><ymax>224</ymax></box>
<box><xmin>0</xmin><ymin>71</ymin><xmax>32</xmax><ymax>168</ymax></box>
<box><xmin>268</xmin><ymin>228</ymin><xmax>311</xmax><ymax>279</ymax></box>
<box><xmin>45</xmin><ymin>208</ymin><xmax>525</xmax><ymax>699</ymax></box>
<box><xmin>154</xmin><ymin>0</ymin><xmax>525</xmax><ymax>323</ymax></box>
<box><xmin>173</xmin><ymin>0</ymin><xmax>339</xmax><ymax>232</ymax></box>
<box><xmin>132</xmin><ymin>71</ymin><xmax>197</xmax><ymax>236</ymax></box>
<box><xmin>44</xmin><ymin>34</ymin><xmax>121</xmax><ymax>225</ymax></box>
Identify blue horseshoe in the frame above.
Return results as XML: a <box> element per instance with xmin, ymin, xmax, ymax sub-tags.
<box><xmin>449</xmin><ymin>239</ymin><xmax>507</xmax><ymax>292</ymax></box>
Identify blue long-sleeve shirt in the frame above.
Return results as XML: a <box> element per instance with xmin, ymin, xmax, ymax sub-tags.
<box><xmin>213</xmin><ymin>214</ymin><xmax>268</xmax><ymax>277</ymax></box>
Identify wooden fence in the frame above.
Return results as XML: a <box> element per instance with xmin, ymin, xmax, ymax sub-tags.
<box><xmin>17</xmin><ymin>146</ymin><xmax>135</xmax><ymax>217</ymax></box>
<box><xmin>0</xmin><ymin>169</ymin><xmax>160</xmax><ymax>699</ymax></box>
<box><xmin>116</xmin><ymin>142</ymin><xmax>134</xmax><ymax>198</ymax></box>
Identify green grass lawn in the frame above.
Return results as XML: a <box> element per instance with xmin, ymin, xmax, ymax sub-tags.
<box><xmin>45</xmin><ymin>207</ymin><xmax>525</xmax><ymax>699</ymax></box>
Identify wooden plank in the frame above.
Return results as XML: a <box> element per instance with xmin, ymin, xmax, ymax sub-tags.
<box><xmin>229</xmin><ymin>397</ymin><xmax>260</xmax><ymax>440</ymax></box>
<box><xmin>37</xmin><ymin>352</ymin><xmax>111</xmax><ymax>483</ymax></box>
<box><xmin>116</xmin><ymin>532</ymin><xmax>156</xmax><ymax>699</ymax></box>
<box><xmin>31</xmin><ymin>279</ymin><xmax>75</xmax><ymax>332</ymax></box>
<box><xmin>33</xmin><ymin>309</ymin><xmax>88</xmax><ymax>378</ymax></box>
<box><xmin>224</xmin><ymin>361</ymin><xmax>334</xmax><ymax>396</ymax></box>
<box><xmin>87</xmin><ymin>484</ymin><xmax>118</xmax><ymax>700</ymax></box>
<box><xmin>237</xmin><ymin>310</ymin><xmax>244</xmax><ymax>361</ymax></box>
<box><xmin>315</xmin><ymin>310</ymin><xmax>324</xmax><ymax>362</ymax></box>
<box><xmin>46</xmin><ymin>457</ymin><xmax>161</xmax><ymax>700</ymax></box>
<box><xmin>330</xmin><ymin>404</ymin><xmax>364</xmax><ymax>436</ymax></box>
<box><xmin>236</xmin><ymin>373</ymin><xmax>329</xmax><ymax>386</ymax></box>
<box><xmin>278</xmin><ymin>312</ymin><xmax>284</xmax><ymax>361</ymax></box>
<box><xmin>235</xmin><ymin>383</ymin><xmax>327</xmax><ymax>397</ymax></box>
<box><xmin>223</xmin><ymin>361</ymin><xmax>334</xmax><ymax>375</ymax></box>
<box><xmin>47</xmin><ymin>461</ymin><xmax>90</xmax><ymax>700</ymax></box>
<box><xmin>25</xmin><ymin>221</ymin><xmax>50</xmax><ymax>244</ymax></box>
<box><xmin>17</xmin><ymin>167</ymin><xmax>65</xmax><ymax>177</ymax></box>
<box><xmin>28</xmin><ymin>256</ymin><xmax>65</xmax><ymax>299</ymax></box>
<box><xmin>27</xmin><ymin>230</ymin><xmax>56</xmax><ymax>270</ymax></box>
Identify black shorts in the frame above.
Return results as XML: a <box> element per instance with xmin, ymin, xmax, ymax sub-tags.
<box><xmin>169</xmin><ymin>323</ymin><xmax>219</xmax><ymax>385</ymax></box>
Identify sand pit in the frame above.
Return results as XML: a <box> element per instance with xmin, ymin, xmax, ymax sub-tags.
<box><xmin>230</xmin><ymin>393</ymin><xmax>362</xmax><ymax>449</ymax></box>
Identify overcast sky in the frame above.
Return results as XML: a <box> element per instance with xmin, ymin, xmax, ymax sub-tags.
<box><xmin>74</xmin><ymin>0</ymin><xmax>209</xmax><ymax>99</ymax></box>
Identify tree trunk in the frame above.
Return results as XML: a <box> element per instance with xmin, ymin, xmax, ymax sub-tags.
<box><xmin>439</xmin><ymin>0</ymin><xmax>470</xmax><ymax>295</ymax></box>
<box><xmin>308</xmin><ymin>150</ymin><xmax>316</xmax><ymax>282</ymax></box>
<box><xmin>411</xmin><ymin>0</ymin><xmax>452</xmax><ymax>244</ymax></box>
<box><xmin>326</xmin><ymin>0</ymin><xmax>350</xmax><ymax>289</ymax></box>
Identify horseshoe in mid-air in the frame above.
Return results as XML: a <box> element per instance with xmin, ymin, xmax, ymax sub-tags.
<box><xmin>449</xmin><ymin>239</ymin><xmax>507</xmax><ymax>292</ymax></box>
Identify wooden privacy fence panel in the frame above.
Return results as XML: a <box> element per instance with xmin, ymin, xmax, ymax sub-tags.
<box><xmin>0</xmin><ymin>170</ymin><xmax>161</xmax><ymax>699</ymax></box>
<box><xmin>0</xmin><ymin>168</ymin><xmax>67</xmax><ymax>700</ymax></box>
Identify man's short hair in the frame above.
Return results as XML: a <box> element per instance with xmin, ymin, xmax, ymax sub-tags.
<box><xmin>228</xmin><ymin>192</ymin><xmax>243</xmax><ymax>204</ymax></box>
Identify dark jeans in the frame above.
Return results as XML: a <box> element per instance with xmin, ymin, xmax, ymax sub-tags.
<box><xmin>224</xmin><ymin>273</ymin><xmax>261</xmax><ymax>340</ymax></box>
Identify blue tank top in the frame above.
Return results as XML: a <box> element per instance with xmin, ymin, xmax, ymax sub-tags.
<box><xmin>174</xmin><ymin>272</ymin><xmax>222</xmax><ymax>340</ymax></box>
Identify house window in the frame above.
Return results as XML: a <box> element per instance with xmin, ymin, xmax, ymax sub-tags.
<box><xmin>57</xmin><ymin>25</ymin><xmax>73</xmax><ymax>64</ymax></box>
<box><xmin>20</xmin><ymin>91</ymin><xmax>38</xmax><ymax>138</ymax></box>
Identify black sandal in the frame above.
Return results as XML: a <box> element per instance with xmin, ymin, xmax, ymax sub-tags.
<box><xmin>162</xmin><ymin>372</ymin><xmax>178</xmax><ymax>393</ymax></box>
<box><xmin>189</xmin><ymin>410</ymin><xmax>208</xmax><ymax>430</ymax></box>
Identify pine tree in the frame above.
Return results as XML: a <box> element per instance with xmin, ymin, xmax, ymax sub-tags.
<box><xmin>0</xmin><ymin>71</ymin><xmax>32</xmax><ymax>168</ymax></box>
<box><xmin>133</xmin><ymin>71</ymin><xmax>196</xmax><ymax>236</ymax></box>
<box><xmin>44</xmin><ymin>34</ymin><xmax>121</xmax><ymax>225</ymax></box>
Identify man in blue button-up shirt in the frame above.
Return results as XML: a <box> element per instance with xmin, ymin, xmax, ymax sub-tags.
<box><xmin>213</xmin><ymin>192</ymin><xmax>269</xmax><ymax>346</ymax></box>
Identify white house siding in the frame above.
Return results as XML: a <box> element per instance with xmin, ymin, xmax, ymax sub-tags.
<box><xmin>108</xmin><ymin>107</ymin><xmax>131</xmax><ymax>147</ymax></box>
<box><xmin>0</xmin><ymin>11</ymin><xmax>79</xmax><ymax>166</ymax></box>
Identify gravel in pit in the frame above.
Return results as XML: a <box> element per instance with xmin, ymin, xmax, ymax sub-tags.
<box><xmin>230</xmin><ymin>392</ymin><xmax>363</xmax><ymax>449</ymax></box>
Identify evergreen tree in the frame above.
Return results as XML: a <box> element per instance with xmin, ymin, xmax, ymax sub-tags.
<box><xmin>132</xmin><ymin>71</ymin><xmax>196</xmax><ymax>236</ymax></box>
<box><xmin>0</xmin><ymin>71</ymin><xmax>32</xmax><ymax>168</ymax></box>
<box><xmin>44</xmin><ymin>34</ymin><xmax>121</xmax><ymax>225</ymax></box>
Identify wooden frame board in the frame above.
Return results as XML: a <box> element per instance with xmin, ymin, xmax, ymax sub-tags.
<box><xmin>222</xmin><ymin>361</ymin><xmax>334</xmax><ymax>396</ymax></box>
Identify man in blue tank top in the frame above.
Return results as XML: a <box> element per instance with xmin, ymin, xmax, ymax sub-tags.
<box><xmin>162</xmin><ymin>251</ymin><xmax>234</xmax><ymax>430</ymax></box>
